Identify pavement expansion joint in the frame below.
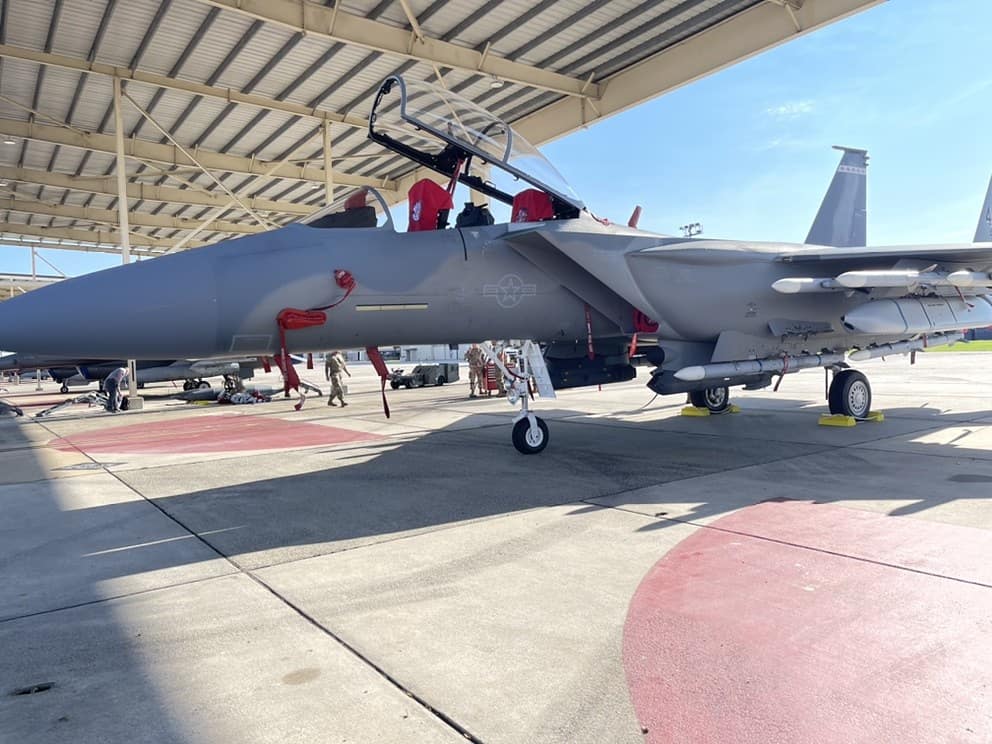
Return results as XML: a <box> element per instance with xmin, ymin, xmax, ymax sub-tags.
<box><xmin>244</xmin><ymin>572</ymin><xmax>487</xmax><ymax>744</ymax></box>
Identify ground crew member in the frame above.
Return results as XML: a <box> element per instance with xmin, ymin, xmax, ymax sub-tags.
<box><xmin>104</xmin><ymin>366</ymin><xmax>129</xmax><ymax>413</ymax></box>
<box><xmin>465</xmin><ymin>343</ymin><xmax>485</xmax><ymax>397</ymax></box>
<box><xmin>325</xmin><ymin>350</ymin><xmax>350</xmax><ymax>406</ymax></box>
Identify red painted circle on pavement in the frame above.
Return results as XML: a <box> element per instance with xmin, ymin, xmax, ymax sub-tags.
<box><xmin>49</xmin><ymin>414</ymin><xmax>382</xmax><ymax>454</ymax></box>
<box><xmin>623</xmin><ymin>501</ymin><xmax>992</xmax><ymax>743</ymax></box>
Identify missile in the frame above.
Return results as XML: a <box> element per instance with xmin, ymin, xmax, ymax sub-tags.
<box><xmin>842</xmin><ymin>296</ymin><xmax>992</xmax><ymax>335</ymax></box>
<box><xmin>848</xmin><ymin>332</ymin><xmax>964</xmax><ymax>361</ymax></box>
<box><xmin>835</xmin><ymin>270</ymin><xmax>946</xmax><ymax>288</ymax></box>
<box><xmin>675</xmin><ymin>352</ymin><xmax>845</xmax><ymax>382</ymax></box>
<box><xmin>947</xmin><ymin>270</ymin><xmax>992</xmax><ymax>287</ymax></box>
<box><xmin>771</xmin><ymin>277</ymin><xmax>843</xmax><ymax>294</ymax></box>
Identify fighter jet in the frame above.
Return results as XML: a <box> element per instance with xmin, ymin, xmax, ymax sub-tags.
<box><xmin>2</xmin><ymin>75</ymin><xmax>991</xmax><ymax>453</ymax></box>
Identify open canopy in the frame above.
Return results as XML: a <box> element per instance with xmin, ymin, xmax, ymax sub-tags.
<box><xmin>369</xmin><ymin>76</ymin><xmax>584</xmax><ymax>213</ymax></box>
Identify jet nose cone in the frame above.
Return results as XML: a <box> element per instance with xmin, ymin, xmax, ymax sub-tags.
<box><xmin>0</xmin><ymin>253</ymin><xmax>221</xmax><ymax>359</ymax></box>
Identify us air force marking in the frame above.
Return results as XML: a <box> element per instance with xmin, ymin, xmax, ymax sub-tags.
<box><xmin>483</xmin><ymin>274</ymin><xmax>537</xmax><ymax>309</ymax></box>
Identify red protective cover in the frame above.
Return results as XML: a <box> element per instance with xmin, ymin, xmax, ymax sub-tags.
<box><xmin>511</xmin><ymin>189</ymin><xmax>554</xmax><ymax>223</ymax></box>
<box><xmin>408</xmin><ymin>179</ymin><xmax>454</xmax><ymax>231</ymax></box>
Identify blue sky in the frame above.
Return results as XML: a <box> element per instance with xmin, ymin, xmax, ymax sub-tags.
<box><xmin>2</xmin><ymin>0</ymin><xmax>991</xmax><ymax>277</ymax></box>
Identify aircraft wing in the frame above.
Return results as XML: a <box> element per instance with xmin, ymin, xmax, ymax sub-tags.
<box><xmin>778</xmin><ymin>242</ymin><xmax>992</xmax><ymax>267</ymax></box>
<box><xmin>773</xmin><ymin>243</ymin><xmax>992</xmax><ymax>295</ymax></box>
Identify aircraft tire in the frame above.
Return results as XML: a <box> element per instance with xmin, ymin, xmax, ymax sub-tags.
<box><xmin>689</xmin><ymin>385</ymin><xmax>730</xmax><ymax>413</ymax></box>
<box><xmin>59</xmin><ymin>384</ymin><xmax>69</xmax><ymax>394</ymax></box>
<box><xmin>183</xmin><ymin>380</ymin><xmax>193</xmax><ymax>391</ymax></box>
<box><xmin>828</xmin><ymin>369</ymin><xmax>871</xmax><ymax>418</ymax></box>
<box><xmin>512</xmin><ymin>416</ymin><xmax>549</xmax><ymax>455</ymax></box>
<box><xmin>198</xmin><ymin>380</ymin><xmax>211</xmax><ymax>389</ymax></box>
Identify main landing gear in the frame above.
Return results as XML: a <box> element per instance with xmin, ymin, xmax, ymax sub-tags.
<box><xmin>827</xmin><ymin>368</ymin><xmax>872</xmax><ymax>418</ymax></box>
<box><xmin>480</xmin><ymin>340</ymin><xmax>555</xmax><ymax>455</ymax></box>
<box><xmin>182</xmin><ymin>378</ymin><xmax>211</xmax><ymax>391</ymax></box>
<box><xmin>688</xmin><ymin>385</ymin><xmax>730</xmax><ymax>413</ymax></box>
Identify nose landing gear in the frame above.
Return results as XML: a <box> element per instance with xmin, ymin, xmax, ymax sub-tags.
<box><xmin>480</xmin><ymin>341</ymin><xmax>555</xmax><ymax>455</ymax></box>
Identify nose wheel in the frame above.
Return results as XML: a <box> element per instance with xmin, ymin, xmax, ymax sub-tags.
<box><xmin>512</xmin><ymin>415</ymin><xmax>549</xmax><ymax>454</ymax></box>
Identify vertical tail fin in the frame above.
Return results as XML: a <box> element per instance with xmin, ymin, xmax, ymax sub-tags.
<box><xmin>805</xmin><ymin>145</ymin><xmax>868</xmax><ymax>247</ymax></box>
<box><xmin>974</xmin><ymin>174</ymin><xmax>992</xmax><ymax>242</ymax></box>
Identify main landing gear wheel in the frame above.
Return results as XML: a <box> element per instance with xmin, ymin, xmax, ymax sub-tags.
<box><xmin>182</xmin><ymin>380</ymin><xmax>193</xmax><ymax>391</ymax></box>
<box><xmin>689</xmin><ymin>385</ymin><xmax>730</xmax><ymax>413</ymax></box>
<box><xmin>197</xmin><ymin>380</ymin><xmax>211</xmax><ymax>389</ymax></box>
<box><xmin>512</xmin><ymin>416</ymin><xmax>549</xmax><ymax>455</ymax></box>
<box><xmin>59</xmin><ymin>383</ymin><xmax>69</xmax><ymax>394</ymax></box>
<box><xmin>828</xmin><ymin>369</ymin><xmax>871</xmax><ymax>418</ymax></box>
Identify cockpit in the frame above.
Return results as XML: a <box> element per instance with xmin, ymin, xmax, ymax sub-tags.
<box><xmin>298</xmin><ymin>75</ymin><xmax>585</xmax><ymax>234</ymax></box>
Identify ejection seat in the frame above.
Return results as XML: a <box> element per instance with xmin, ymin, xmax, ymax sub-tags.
<box><xmin>307</xmin><ymin>190</ymin><xmax>377</xmax><ymax>228</ymax></box>
<box><xmin>511</xmin><ymin>189</ymin><xmax>555</xmax><ymax>223</ymax></box>
<box><xmin>408</xmin><ymin>179</ymin><xmax>454</xmax><ymax>231</ymax></box>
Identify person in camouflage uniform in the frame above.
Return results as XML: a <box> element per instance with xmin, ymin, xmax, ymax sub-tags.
<box><xmin>325</xmin><ymin>350</ymin><xmax>351</xmax><ymax>407</ymax></box>
<box><xmin>464</xmin><ymin>343</ymin><xmax>486</xmax><ymax>398</ymax></box>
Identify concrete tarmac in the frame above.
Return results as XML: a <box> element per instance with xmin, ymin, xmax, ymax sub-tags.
<box><xmin>1</xmin><ymin>353</ymin><xmax>990</xmax><ymax>743</ymax></box>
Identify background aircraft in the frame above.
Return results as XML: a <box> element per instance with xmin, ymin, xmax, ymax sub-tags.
<box><xmin>0</xmin><ymin>354</ymin><xmax>254</xmax><ymax>393</ymax></box>
<box><xmin>1</xmin><ymin>76</ymin><xmax>990</xmax><ymax>454</ymax></box>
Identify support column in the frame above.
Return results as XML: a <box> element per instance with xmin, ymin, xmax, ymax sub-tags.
<box><xmin>31</xmin><ymin>247</ymin><xmax>41</xmax><ymax>390</ymax></box>
<box><xmin>323</xmin><ymin>119</ymin><xmax>334</xmax><ymax>204</ymax></box>
<box><xmin>113</xmin><ymin>76</ymin><xmax>141</xmax><ymax>409</ymax></box>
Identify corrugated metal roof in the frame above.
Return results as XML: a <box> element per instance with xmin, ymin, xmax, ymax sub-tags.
<box><xmin>0</xmin><ymin>0</ymin><xmax>879</xmax><ymax>254</ymax></box>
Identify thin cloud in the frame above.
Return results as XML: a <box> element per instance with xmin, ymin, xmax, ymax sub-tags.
<box><xmin>765</xmin><ymin>100</ymin><xmax>815</xmax><ymax>118</ymax></box>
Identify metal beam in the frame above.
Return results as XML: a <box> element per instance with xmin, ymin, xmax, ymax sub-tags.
<box><xmin>0</xmin><ymin>43</ymin><xmax>368</xmax><ymax>130</ymax></box>
<box><xmin>113</xmin><ymin>76</ymin><xmax>132</xmax><ymax>264</ymax></box>
<box><xmin>0</xmin><ymin>119</ymin><xmax>394</xmax><ymax>190</ymax></box>
<box><xmin>193</xmin><ymin>0</ymin><xmax>601</xmax><ymax>98</ymax></box>
<box><xmin>0</xmin><ymin>236</ymin><xmax>160</xmax><ymax>258</ymax></box>
<box><xmin>512</xmin><ymin>0</ymin><xmax>883</xmax><ymax>145</ymax></box>
<box><xmin>122</xmin><ymin>88</ymin><xmax>275</xmax><ymax>230</ymax></box>
<box><xmin>0</xmin><ymin>198</ymin><xmax>266</xmax><ymax>234</ymax></box>
<box><xmin>0</xmin><ymin>222</ymin><xmax>214</xmax><ymax>250</ymax></box>
<box><xmin>323</xmin><ymin>120</ymin><xmax>334</xmax><ymax>203</ymax></box>
<box><xmin>0</xmin><ymin>165</ymin><xmax>315</xmax><ymax>214</ymax></box>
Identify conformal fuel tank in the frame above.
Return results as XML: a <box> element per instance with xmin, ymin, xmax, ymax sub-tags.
<box><xmin>842</xmin><ymin>296</ymin><xmax>992</xmax><ymax>335</ymax></box>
